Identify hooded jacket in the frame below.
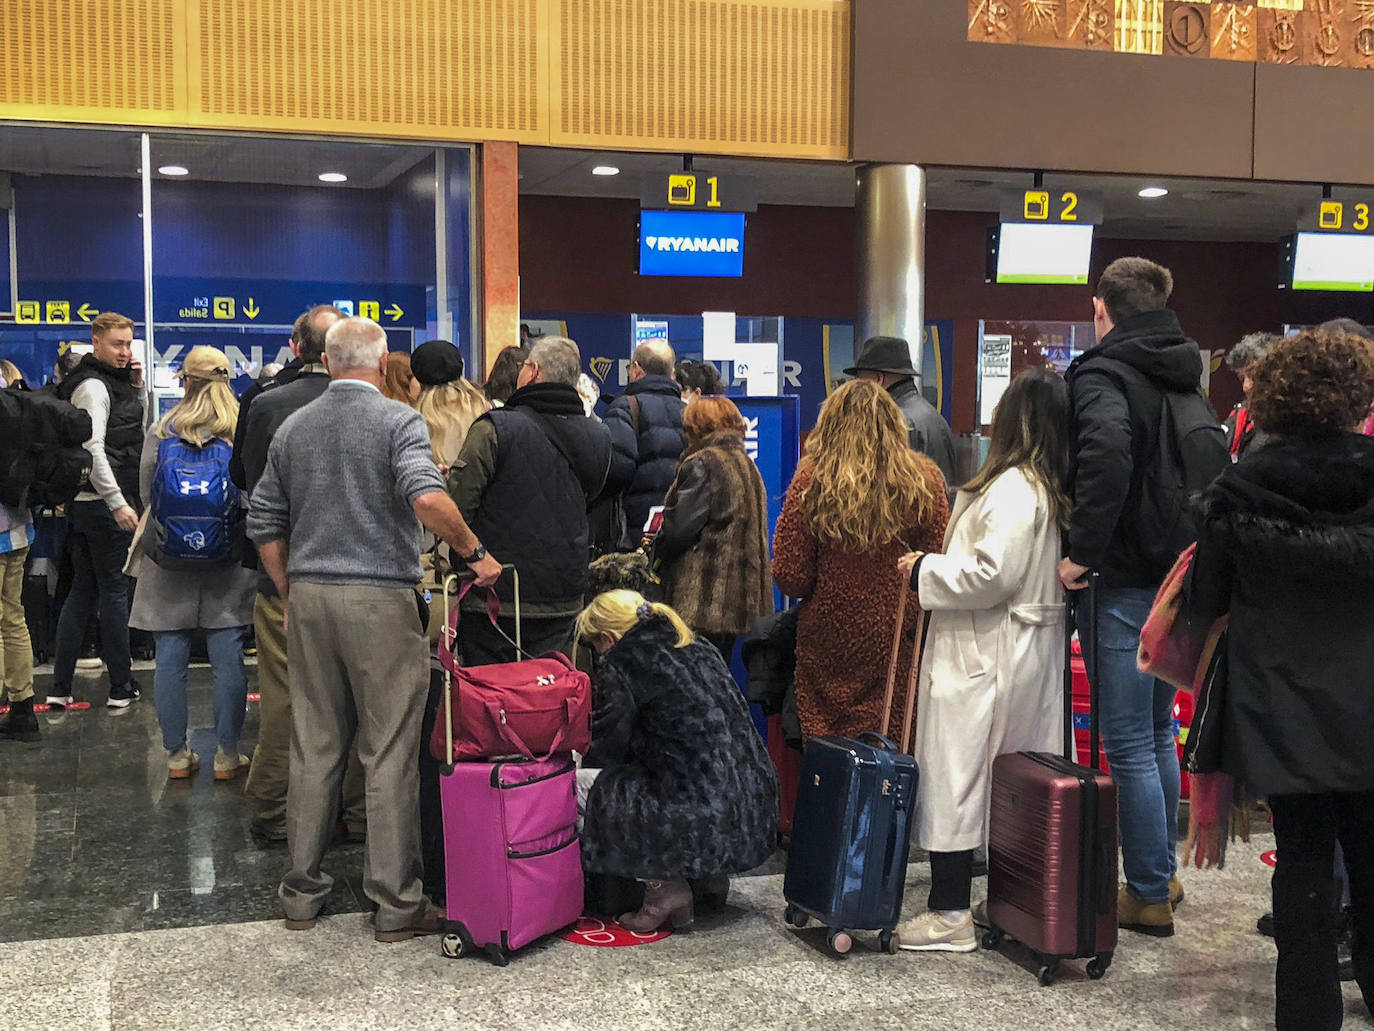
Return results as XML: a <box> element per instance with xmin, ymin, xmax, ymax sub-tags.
<box><xmin>1065</xmin><ymin>309</ymin><xmax>1206</xmax><ymax>588</ymax></box>
<box><xmin>1188</xmin><ymin>433</ymin><xmax>1374</xmax><ymax>797</ymax></box>
<box><xmin>450</xmin><ymin>381</ymin><xmax>611</xmax><ymax>614</ymax></box>
<box><xmin>603</xmin><ymin>374</ymin><xmax>687</xmax><ymax>538</ymax></box>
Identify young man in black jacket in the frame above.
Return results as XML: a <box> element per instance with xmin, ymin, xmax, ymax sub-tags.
<box><xmin>1060</xmin><ymin>257</ymin><xmax>1202</xmax><ymax>938</ymax></box>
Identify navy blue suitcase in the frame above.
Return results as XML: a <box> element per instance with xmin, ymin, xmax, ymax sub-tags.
<box><xmin>782</xmin><ymin>589</ymin><xmax>923</xmax><ymax>955</ymax></box>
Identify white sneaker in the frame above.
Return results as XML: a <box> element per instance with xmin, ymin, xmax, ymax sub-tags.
<box><xmin>45</xmin><ymin>694</ymin><xmax>75</xmax><ymax>710</ymax></box>
<box><xmin>214</xmin><ymin>748</ymin><xmax>251</xmax><ymax>782</ymax></box>
<box><xmin>75</xmin><ymin>657</ymin><xmax>103</xmax><ymax>670</ymax></box>
<box><xmin>896</xmin><ymin>910</ymin><xmax>978</xmax><ymax>953</ymax></box>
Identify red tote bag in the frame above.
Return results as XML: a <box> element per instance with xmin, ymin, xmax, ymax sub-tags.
<box><xmin>431</xmin><ymin>576</ymin><xmax>591</xmax><ymax>764</ymax></box>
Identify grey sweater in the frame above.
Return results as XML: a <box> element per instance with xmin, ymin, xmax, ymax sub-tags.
<box><xmin>247</xmin><ymin>380</ymin><xmax>445</xmax><ymax>590</ymax></box>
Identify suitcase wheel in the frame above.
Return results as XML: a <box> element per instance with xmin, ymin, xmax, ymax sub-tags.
<box><xmin>1087</xmin><ymin>951</ymin><xmax>1112</xmax><ymax>980</ymax></box>
<box><xmin>783</xmin><ymin>904</ymin><xmax>809</xmax><ymax>929</ymax></box>
<box><xmin>827</xmin><ymin>930</ymin><xmax>852</xmax><ymax>955</ymax></box>
<box><xmin>440</xmin><ymin>933</ymin><xmax>465</xmax><ymax>960</ymax></box>
<box><xmin>981</xmin><ymin>926</ymin><xmax>1005</xmax><ymax>951</ymax></box>
<box><xmin>879</xmin><ymin>929</ymin><xmax>899</xmax><ymax>955</ymax></box>
<box><xmin>1036</xmin><ymin>959</ymin><xmax>1060</xmax><ymax>987</ymax></box>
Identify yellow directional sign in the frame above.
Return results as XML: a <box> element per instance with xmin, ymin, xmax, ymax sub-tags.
<box><xmin>16</xmin><ymin>301</ymin><xmax>40</xmax><ymax>324</ymax></box>
<box><xmin>384</xmin><ymin>303</ymin><xmax>403</xmax><ymax>322</ymax></box>
<box><xmin>243</xmin><ymin>298</ymin><xmax>260</xmax><ymax>320</ymax></box>
<box><xmin>359</xmin><ymin>300</ymin><xmax>380</xmax><ymax>321</ymax></box>
<box><xmin>46</xmin><ymin>301</ymin><xmax>70</xmax><ymax>324</ymax></box>
<box><xmin>213</xmin><ymin>297</ymin><xmax>235</xmax><ymax>319</ymax></box>
<box><xmin>77</xmin><ymin>303</ymin><xmax>98</xmax><ymax>322</ymax></box>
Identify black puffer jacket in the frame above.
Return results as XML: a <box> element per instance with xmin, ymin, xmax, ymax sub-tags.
<box><xmin>581</xmin><ymin>617</ymin><xmax>779</xmax><ymax>880</ymax></box>
<box><xmin>742</xmin><ymin>606</ymin><xmax>802</xmax><ymax>748</ymax></box>
<box><xmin>1065</xmin><ymin>309</ymin><xmax>1206</xmax><ymax>588</ymax></box>
<box><xmin>57</xmin><ymin>355</ymin><xmax>144</xmax><ymax>508</ymax></box>
<box><xmin>603</xmin><ymin>375</ymin><xmax>686</xmax><ymax>538</ymax></box>
<box><xmin>1188</xmin><ymin>433</ymin><xmax>1374</xmax><ymax>797</ymax></box>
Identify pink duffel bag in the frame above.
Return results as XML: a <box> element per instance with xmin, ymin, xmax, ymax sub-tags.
<box><xmin>431</xmin><ymin>575</ymin><xmax>591</xmax><ymax>764</ymax></box>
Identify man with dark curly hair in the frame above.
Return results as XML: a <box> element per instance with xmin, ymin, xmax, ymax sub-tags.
<box><xmin>1188</xmin><ymin>327</ymin><xmax>1374</xmax><ymax>1031</ymax></box>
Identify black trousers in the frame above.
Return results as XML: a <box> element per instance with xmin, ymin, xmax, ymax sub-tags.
<box><xmin>1269</xmin><ymin>792</ymin><xmax>1374</xmax><ymax>1031</ymax></box>
<box><xmin>928</xmin><ymin>849</ymin><xmax>975</xmax><ymax>912</ymax></box>
<box><xmin>457</xmin><ymin>610</ymin><xmax>576</xmax><ymax>666</ymax></box>
<box><xmin>52</xmin><ymin>502</ymin><xmax>133</xmax><ymax>692</ymax></box>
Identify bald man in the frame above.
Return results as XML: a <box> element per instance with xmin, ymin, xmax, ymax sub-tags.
<box><xmin>602</xmin><ymin>342</ymin><xmax>687</xmax><ymax>545</ymax></box>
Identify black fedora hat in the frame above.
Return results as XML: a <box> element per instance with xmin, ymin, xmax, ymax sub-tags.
<box><xmin>844</xmin><ymin>336</ymin><xmax>919</xmax><ymax>378</ymax></box>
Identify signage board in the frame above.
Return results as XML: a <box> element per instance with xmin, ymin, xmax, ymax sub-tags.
<box><xmin>640</xmin><ymin>172</ymin><xmax>757</xmax><ymax>212</ymax></box>
<box><xmin>638</xmin><ymin>211</ymin><xmax>746</xmax><ymax>278</ymax></box>
<box><xmin>999</xmin><ymin>189</ymin><xmax>1104</xmax><ymax>226</ymax></box>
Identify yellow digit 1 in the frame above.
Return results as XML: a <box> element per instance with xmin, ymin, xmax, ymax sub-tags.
<box><xmin>1357</xmin><ymin>203</ymin><xmax>1370</xmax><ymax>232</ymax></box>
<box><xmin>707</xmin><ymin>176</ymin><xmax>721</xmax><ymax>208</ymax></box>
<box><xmin>1061</xmin><ymin>192</ymin><xmax>1079</xmax><ymax>222</ymax></box>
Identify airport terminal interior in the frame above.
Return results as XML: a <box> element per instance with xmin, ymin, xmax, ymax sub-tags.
<box><xmin>3</xmin><ymin>2</ymin><xmax>1374</xmax><ymax>1029</ymax></box>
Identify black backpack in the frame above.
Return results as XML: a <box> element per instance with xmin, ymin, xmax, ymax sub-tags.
<box><xmin>1135</xmin><ymin>383</ymin><xmax>1229</xmax><ymax>573</ymax></box>
<box><xmin>0</xmin><ymin>386</ymin><xmax>94</xmax><ymax>508</ymax></box>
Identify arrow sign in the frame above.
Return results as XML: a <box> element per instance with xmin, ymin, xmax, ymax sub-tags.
<box><xmin>77</xmin><ymin>303</ymin><xmax>98</xmax><ymax>322</ymax></box>
<box><xmin>384</xmin><ymin>303</ymin><xmax>403</xmax><ymax>322</ymax></box>
<box><xmin>243</xmin><ymin>298</ymin><xmax>260</xmax><ymax>320</ymax></box>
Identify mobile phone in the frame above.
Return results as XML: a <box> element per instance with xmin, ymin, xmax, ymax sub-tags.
<box><xmin>643</xmin><ymin>506</ymin><xmax>665</xmax><ymax>536</ymax></box>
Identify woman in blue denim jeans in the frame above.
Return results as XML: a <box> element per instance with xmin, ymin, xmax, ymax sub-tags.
<box><xmin>130</xmin><ymin>347</ymin><xmax>256</xmax><ymax>782</ymax></box>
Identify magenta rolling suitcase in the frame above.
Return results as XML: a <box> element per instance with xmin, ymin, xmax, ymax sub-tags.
<box><xmin>436</xmin><ymin>574</ymin><xmax>584</xmax><ymax>966</ymax></box>
<box><xmin>982</xmin><ymin>576</ymin><xmax>1119</xmax><ymax>986</ymax></box>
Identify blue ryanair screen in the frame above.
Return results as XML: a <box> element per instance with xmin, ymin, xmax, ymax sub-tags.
<box><xmin>639</xmin><ymin>210</ymin><xmax>746</xmax><ymax>277</ymax></box>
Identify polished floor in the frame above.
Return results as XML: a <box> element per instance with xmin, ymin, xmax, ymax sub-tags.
<box><xmin>1</xmin><ymin>666</ymin><xmax>1367</xmax><ymax>1030</ymax></box>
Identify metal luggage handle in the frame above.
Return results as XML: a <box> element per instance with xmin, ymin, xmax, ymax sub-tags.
<box><xmin>879</xmin><ymin>583</ymin><xmax>926</xmax><ymax>755</ymax></box>
<box><xmin>441</xmin><ymin>565</ymin><xmax>522</xmax><ymax>768</ymax></box>
<box><xmin>857</xmin><ymin>732</ymin><xmax>899</xmax><ymax>752</ymax></box>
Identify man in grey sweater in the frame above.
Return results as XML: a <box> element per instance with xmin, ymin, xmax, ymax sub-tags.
<box><xmin>248</xmin><ymin>317</ymin><xmax>500</xmax><ymax>942</ymax></box>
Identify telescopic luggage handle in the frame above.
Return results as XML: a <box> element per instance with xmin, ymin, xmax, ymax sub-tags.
<box><xmin>880</xmin><ymin>582</ymin><xmax>926</xmax><ymax>756</ymax></box>
<box><xmin>1062</xmin><ymin>571</ymin><xmax>1102</xmax><ymax>769</ymax></box>
<box><xmin>441</xmin><ymin>564</ymin><xmax>522</xmax><ymax>768</ymax></box>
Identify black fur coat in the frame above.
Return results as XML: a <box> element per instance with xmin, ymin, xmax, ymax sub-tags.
<box><xmin>1189</xmin><ymin>432</ymin><xmax>1374</xmax><ymax>797</ymax></box>
<box><xmin>580</xmin><ymin>617</ymin><xmax>779</xmax><ymax>880</ymax></box>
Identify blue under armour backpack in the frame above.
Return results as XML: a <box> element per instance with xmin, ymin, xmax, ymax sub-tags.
<box><xmin>145</xmin><ymin>437</ymin><xmax>244</xmax><ymax>569</ymax></box>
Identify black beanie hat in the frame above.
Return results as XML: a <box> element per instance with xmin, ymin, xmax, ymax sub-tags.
<box><xmin>411</xmin><ymin>340</ymin><xmax>465</xmax><ymax>386</ymax></box>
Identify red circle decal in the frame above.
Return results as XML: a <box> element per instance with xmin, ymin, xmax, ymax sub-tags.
<box><xmin>1261</xmin><ymin>850</ymin><xmax>1278</xmax><ymax>868</ymax></box>
<box><xmin>562</xmin><ymin>916</ymin><xmax>672</xmax><ymax>947</ymax></box>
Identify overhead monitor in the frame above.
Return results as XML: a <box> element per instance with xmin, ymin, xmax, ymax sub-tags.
<box><xmin>639</xmin><ymin>210</ymin><xmax>745</xmax><ymax>278</ymax></box>
<box><xmin>1289</xmin><ymin>231</ymin><xmax>1374</xmax><ymax>292</ymax></box>
<box><xmin>989</xmin><ymin>222</ymin><xmax>1095</xmax><ymax>285</ymax></box>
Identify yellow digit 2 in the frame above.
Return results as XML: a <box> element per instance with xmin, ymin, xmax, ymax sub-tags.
<box><xmin>1357</xmin><ymin>204</ymin><xmax>1370</xmax><ymax>232</ymax></box>
<box><xmin>707</xmin><ymin>176</ymin><xmax>721</xmax><ymax>209</ymax></box>
<box><xmin>1061</xmin><ymin>192</ymin><xmax>1079</xmax><ymax>222</ymax></box>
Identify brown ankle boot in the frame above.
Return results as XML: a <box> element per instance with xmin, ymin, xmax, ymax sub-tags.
<box><xmin>619</xmin><ymin>879</ymin><xmax>694</xmax><ymax>933</ymax></box>
<box><xmin>1119</xmin><ymin>886</ymin><xmax>1174</xmax><ymax>937</ymax></box>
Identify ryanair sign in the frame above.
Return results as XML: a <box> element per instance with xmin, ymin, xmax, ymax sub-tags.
<box><xmin>639</xmin><ymin>210</ymin><xmax>746</xmax><ymax>278</ymax></box>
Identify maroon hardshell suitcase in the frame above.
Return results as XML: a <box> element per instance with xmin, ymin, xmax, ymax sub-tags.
<box><xmin>982</xmin><ymin>576</ymin><xmax>1119</xmax><ymax>986</ymax></box>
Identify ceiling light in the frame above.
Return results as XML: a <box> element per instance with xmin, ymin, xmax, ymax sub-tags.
<box><xmin>1138</xmin><ymin>186</ymin><xmax>1169</xmax><ymax>199</ymax></box>
<box><xmin>157</xmin><ymin>164</ymin><xmax>189</xmax><ymax>176</ymax></box>
<box><xmin>318</xmin><ymin>172</ymin><xmax>348</xmax><ymax>183</ymax></box>
<box><xmin>591</xmin><ymin>165</ymin><xmax>620</xmax><ymax>177</ymax></box>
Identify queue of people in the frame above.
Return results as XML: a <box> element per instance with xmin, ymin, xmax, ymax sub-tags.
<box><xmin>1</xmin><ymin>282</ymin><xmax>1371</xmax><ymax>1031</ymax></box>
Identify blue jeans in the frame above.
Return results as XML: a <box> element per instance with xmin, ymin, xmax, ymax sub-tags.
<box><xmin>153</xmin><ymin>628</ymin><xmax>247</xmax><ymax>754</ymax></box>
<box><xmin>1079</xmin><ymin>587</ymin><xmax>1179</xmax><ymax>905</ymax></box>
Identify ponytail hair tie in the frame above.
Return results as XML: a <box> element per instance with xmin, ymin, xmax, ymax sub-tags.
<box><xmin>636</xmin><ymin>602</ymin><xmax>654</xmax><ymax>621</ymax></box>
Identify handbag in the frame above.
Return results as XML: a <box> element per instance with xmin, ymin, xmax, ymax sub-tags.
<box><xmin>1136</xmin><ymin>543</ymin><xmax>1227</xmax><ymax>694</ymax></box>
<box><xmin>430</xmin><ymin>572</ymin><xmax>592</xmax><ymax>764</ymax></box>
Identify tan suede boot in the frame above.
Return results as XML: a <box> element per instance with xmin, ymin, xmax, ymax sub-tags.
<box><xmin>619</xmin><ymin>879</ymin><xmax>694</xmax><ymax>933</ymax></box>
<box><xmin>1119</xmin><ymin>886</ymin><xmax>1175</xmax><ymax>937</ymax></box>
<box><xmin>1169</xmin><ymin>874</ymin><xmax>1185</xmax><ymax>910</ymax></box>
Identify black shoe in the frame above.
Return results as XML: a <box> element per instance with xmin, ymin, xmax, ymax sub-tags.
<box><xmin>107</xmin><ymin>680</ymin><xmax>142</xmax><ymax>709</ymax></box>
<box><xmin>1257</xmin><ymin>912</ymin><xmax>1275</xmax><ymax>938</ymax></box>
<box><xmin>0</xmin><ymin>698</ymin><xmax>40</xmax><ymax>742</ymax></box>
<box><xmin>1339</xmin><ymin>907</ymin><xmax>1354</xmax><ymax>982</ymax></box>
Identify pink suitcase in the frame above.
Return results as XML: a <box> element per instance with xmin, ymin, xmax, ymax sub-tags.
<box><xmin>436</xmin><ymin>574</ymin><xmax>584</xmax><ymax>966</ymax></box>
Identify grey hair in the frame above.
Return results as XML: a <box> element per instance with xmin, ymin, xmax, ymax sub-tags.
<box><xmin>527</xmin><ymin>336</ymin><xmax>582</xmax><ymax>387</ymax></box>
<box><xmin>1227</xmin><ymin>332</ymin><xmax>1276</xmax><ymax>373</ymax></box>
<box><xmin>325</xmin><ymin>317</ymin><xmax>388</xmax><ymax>372</ymax></box>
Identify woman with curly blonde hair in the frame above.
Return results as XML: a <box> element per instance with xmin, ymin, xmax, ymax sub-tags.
<box><xmin>772</xmin><ymin>378</ymin><xmax>948</xmax><ymax>741</ymax></box>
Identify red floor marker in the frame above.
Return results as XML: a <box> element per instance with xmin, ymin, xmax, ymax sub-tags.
<box><xmin>1261</xmin><ymin>850</ymin><xmax>1278</xmax><ymax>868</ymax></box>
<box><xmin>248</xmin><ymin>693</ymin><xmax>260</xmax><ymax>703</ymax></box>
<box><xmin>561</xmin><ymin>916</ymin><xmax>672</xmax><ymax>948</ymax></box>
<box><xmin>0</xmin><ymin>701</ymin><xmax>93</xmax><ymax>715</ymax></box>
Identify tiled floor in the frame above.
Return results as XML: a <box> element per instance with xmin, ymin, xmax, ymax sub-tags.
<box><xmin>1</xmin><ymin>666</ymin><xmax>1369</xmax><ymax>1030</ymax></box>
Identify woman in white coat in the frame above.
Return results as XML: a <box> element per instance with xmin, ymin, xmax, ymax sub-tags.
<box><xmin>893</xmin><ymin>368</ymin><xmax>1071</xmax><ymax>954</ymax></box>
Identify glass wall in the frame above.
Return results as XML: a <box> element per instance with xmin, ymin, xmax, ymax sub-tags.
<box><xmin>0</xmin><ymin>125</ymin><xmax>477</xmax><ymax>405</ymax></box>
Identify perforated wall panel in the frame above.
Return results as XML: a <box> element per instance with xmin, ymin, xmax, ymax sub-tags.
<box><xmin>552</xmin><ymin>0</ymin><xmax>850</xmax><ymax>158</ymax></box>
<box><xmin>0</xmin><ymin>0</ymin><xmax>181</xmax><ymax>120</ymax></box>
<box><xmin>186</xmin><ymin>0</ymin><xmax>545</xmax><ymax>140</ymax></box>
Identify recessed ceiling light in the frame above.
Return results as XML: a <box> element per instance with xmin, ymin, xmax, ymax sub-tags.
<box><xmin>318</xmin><ymin>172</ymin><xmax>348</xmax><ymax>183</ymax></box>
<box><xmin>591</xmin><ymin>165</ymin><xmax>620</xmax><ymax>177</ymax></box>
<box><xmin>158</xmin><ymin>165</ymin><xmax>189</xmax><ymax>176</ymax></box>
<box><xmin>1138</xmin><ymin>186</ymin><xmax>1169</xmax><ymax>199</ymax></box>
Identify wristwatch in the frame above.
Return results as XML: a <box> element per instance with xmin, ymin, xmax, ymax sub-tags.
<box><xmin>458</xmin><ymin>543</ymin><xmax>487</xmax><ymax>564</ymax></box>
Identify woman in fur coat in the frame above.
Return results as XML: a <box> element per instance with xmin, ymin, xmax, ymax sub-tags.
<box><xmin>1188</xmin><ymin>328</ymin><xmax>1374</xmax><ymax>1031</ymax></box>
<box><xmin>576</xmin><ymin>591</ymin><xmax>779</xmax><ymax>933</ymax></box>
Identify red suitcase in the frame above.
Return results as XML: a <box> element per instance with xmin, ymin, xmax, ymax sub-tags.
<box><xmin>982</xmin><ymin>577</ymin><xmax>1119</xmax><ymax>986</ymax></box>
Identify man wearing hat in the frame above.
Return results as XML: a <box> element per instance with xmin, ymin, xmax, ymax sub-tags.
<box><xmin>846</xmin><ymin>336</ymin><xmax>956</xmax><ymax>487</ymax></box>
